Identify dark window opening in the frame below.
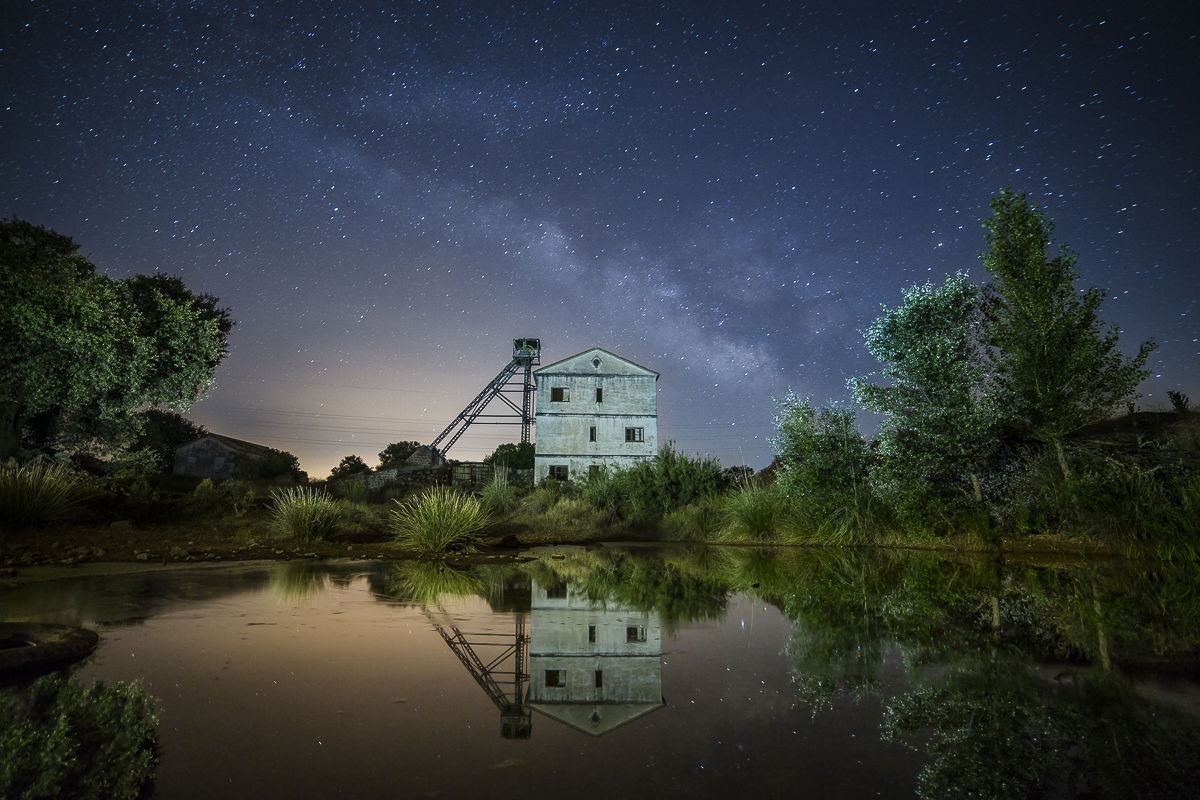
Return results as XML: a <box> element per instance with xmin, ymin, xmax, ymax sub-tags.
<box><xmin>594</xmin><ymin>670</ymin><xmax>604</xmax><ymax>688</ymax></box>
<box><xmin>588</xmin><ymin>624</ymin><xmax>596</xmax><ymax>643</ymax></box>
<box><xmin>589</xmin><ymin>426</ymin><xmax>597</xmax><ymax>442</ymax></box>
<box><xmin>625</xmin><ymin>427</ymin><xmax>644</xmax><ymax>443</ymax></box>
<box><xmin>549</xmin><ymin>464</ymin><xmax>569</xmax><ymax>481</ymax></box>
<box><xmin>545</xmin><ymin>670</ymin><xmax>566</xmax><ymax>688</ymax></box>
<box><xmin>626</xmin><ymin>626</ymin><xmax>646</xmax><ymax>643</ymax></box>
<box><xmin>551</xmin><ymin>387</ymin><xmax>570</xmax><ymax>402</ymax></box>
<box><xmin>595</xmin><ymin>387</ymin><xmax>603</xmax><ymax>402</ymax></box>
<box><xmin>546</xmin><ymin>583</ymin><xmax>568</xmax><ymax>599</ymax></box>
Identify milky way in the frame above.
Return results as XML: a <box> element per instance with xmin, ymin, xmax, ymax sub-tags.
<box><xmin>4</xmin><ymin>1</ymin><xmax>1196</xmax><ymax>475</ymax></box>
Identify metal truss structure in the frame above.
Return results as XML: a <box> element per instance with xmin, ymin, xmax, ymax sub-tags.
<box><xmin>429</xmin><ymin>338</ymin><xmax>540</xmax><ymax>458</ymax></box>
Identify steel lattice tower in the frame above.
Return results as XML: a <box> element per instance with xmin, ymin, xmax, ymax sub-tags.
<box><xmin>428</xmin><ymin>338</ymin><xmax>540</xmax><ymax>458</ymax></box>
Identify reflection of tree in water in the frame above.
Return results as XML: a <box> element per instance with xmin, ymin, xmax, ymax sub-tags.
<box><xmin>884</xmin><ymin>648</ymin><xmax>1200</xmax><ymax>799</ymax></box>
<box><xmin>774</xmin><ymin>550</ymin><xmax>1200</xmax><ymax>799</ymax></box>
<box><xmin>0</xmin><ymin>671</ymin><xmax>159</xmax><ymax>799</ymax></box>
<box><xmin>526</xmin><ymin>547</ymin><xmax>730</xmax><ymax>631</ymax></box>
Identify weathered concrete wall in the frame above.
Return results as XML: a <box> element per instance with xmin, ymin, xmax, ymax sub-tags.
<box><xmin>174</xmin><ymin>438</ymin><xmax>239</xmax><ymax>479</ymax></box>
<box><xmin>534</xmin><ymin>348</ymin><xmax>657</xmax><ymax>483</ymax></box>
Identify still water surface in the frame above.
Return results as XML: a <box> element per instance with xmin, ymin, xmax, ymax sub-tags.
<box><xmin>3</xmin><ymin>546</ymin><xmax>1198</xmax><ymax>799</ymax></box>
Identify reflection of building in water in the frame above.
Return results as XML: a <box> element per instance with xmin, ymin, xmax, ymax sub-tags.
<box><xmin>528</xmin><ymin>581</ymin><xmax>665</xmax><ymax>735</ymax></box>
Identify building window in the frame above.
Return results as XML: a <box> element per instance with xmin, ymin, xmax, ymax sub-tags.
<box><xmin>595</xmin><ymin>387</ymin><xmax>603</xmax><ymax>402</ymax></box>
<box><xmin>588</xmin><ymin>624</ymin><xmax>596</xmax><ymax>643</ymax></box>
<box><xmin>549</xmin><ymin>465</ymin><xmax>569</xmax><ymax>481</ymax></box>
<box><xmin>626</xmin><ymin>625</ymin><xmax>646</xmax><ymax>643</ymax></box>
<box><xmin>546</xmin><ymin>583</ymin><xmax>567</xmax><ymax>599</ymax></box>
<box><xmin>625</xmin><ymin>427</ymin><xmax>644</xmax><ymax>443</ymax></box>
<box><xmin>588</xmin><ymin>464</ymin><xmax>603</xmax><ymax>479</ymax></box>
<box><xmin>545</xmin><ymin>670</ymin><xmax>566</xmax><ymax>688</ymax></box>
<box><xmin>551</xmin><ymin>387</ymin><xmax>570</xmax><ymax>402</ymax></box>
<box><xmin>589</xmin><ymin>426</ymin><xmax>597</xmax><ymax>442</ymax></box>
<box><xmin>594</xmin><ymin>670</ymin><xmax>604</xmax><ymax>688</ymax></box>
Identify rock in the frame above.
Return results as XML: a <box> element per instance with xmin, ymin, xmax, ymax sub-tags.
<box><xmin>109</xmin><ymin>520</ymin><xmax>134</xmax><ymax>531</ymax></box>
<box><xmin>135</xmin><ymin>553</ymin><xmax>150</xmax><ymax>561</ymax></box>
<box><xmin>92</xmin><ymin>548</ymin><xmax>107</xmax><ymax>558</ymax></box>
<box><xmin>167</xmin><ymin>546</ymin><xmax>188</xmax><ymax>559</ymax></box>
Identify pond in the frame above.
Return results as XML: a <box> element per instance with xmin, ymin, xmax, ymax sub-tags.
<box><xmin>2</xmin><ymin>546</ymin><xmax>1198</xmax><ymax>799</ymax></box>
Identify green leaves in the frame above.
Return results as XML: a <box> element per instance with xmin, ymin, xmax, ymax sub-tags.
<box><xmin>982</xmin><ymin>190</ymin><xmax>1155</xmax><ymax>463</ymax></box>
<box><xmin>0</xmin><ymin>219</ymin><xmax>232</xmax><ymax>457</ymax></box>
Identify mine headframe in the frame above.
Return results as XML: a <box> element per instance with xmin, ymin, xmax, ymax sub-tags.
<box><xmin>428</xmin><ymin>338</ymin><xmax>540</xmax><ymax>458</ymax></box>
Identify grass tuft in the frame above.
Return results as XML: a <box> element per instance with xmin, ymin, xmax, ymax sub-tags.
<box><xmin>268</xmin><ymin>486</ymin><xmax>343</xmax><ymax>543</ymax></box>
<box><xmin>390</xmin><ymin>485</ymin><xmax>490</xmax><ymax>552</ymax></box>
<box><xmin>718</xmin><ymin>483</ymin><xmax>789</xmax><ymax>542</ymax></box>
<box><xmin>0</xmin><ymin>459</ymin><xmax>92</xmax><ymax>530</ymax></box>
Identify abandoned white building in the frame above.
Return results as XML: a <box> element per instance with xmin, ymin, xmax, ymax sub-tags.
<box><xmin>532</xmin><ymin>347</ymin><xmax>658</xmax><ymax>483</ymax></box>
<box><xmin>527</xmin><ymin>580</ymin><xmax>664</xmax><ymax>735</ymax></box>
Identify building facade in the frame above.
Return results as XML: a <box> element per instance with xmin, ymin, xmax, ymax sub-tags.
<box><xmin>527</xmin><ymin>579</ymin><xmax>664</xmax><ymax>735</ymax></box>
<box><xmin>533</xmin><ymin>347</ymin><xmax>658</xmax><ymax>483</ymax></box>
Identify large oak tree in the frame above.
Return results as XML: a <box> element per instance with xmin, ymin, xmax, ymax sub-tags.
<box><xmin>0</xmin><ymin>219</ymin><xmax>232</xmax><ymax>458</ymax></box>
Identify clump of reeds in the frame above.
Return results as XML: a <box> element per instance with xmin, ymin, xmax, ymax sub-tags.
<box><xmin>480</xmin><ymin>470</ymin><xmax>519</xmax><ymax>515</ymax></box>
<box><xmin>0</xmin><ymin>459</ymin><xmax>91</xmax><ymax>530</ymax></box>
<box><xmin>268</xmin><ymin>486</ymin><xmax>343</xmax><ymax>543</ymax></box>
<box><xmin>390</xmin><ymin>485</ymin><xmax>490</xmax><ymax>552</ymax></box>
<box><xmin>718</xmin><ymin>483</ymin><xmax>789</xmax><ymax>542</ymax></box>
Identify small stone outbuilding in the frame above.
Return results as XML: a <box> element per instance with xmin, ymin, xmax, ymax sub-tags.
<box><xmin>173</xmin><ymin>434</ymin><xmax>283</xmax><ymax>480</ymax></box>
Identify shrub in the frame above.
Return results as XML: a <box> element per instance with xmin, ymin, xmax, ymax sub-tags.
<box><xmin>616</xmin><ymin>446</ymin><xmax>724</xmax><ymax>518</ymax></box>
<box><xmin>661</xmin><ymin>496</ymin><xmax>725</xmax><ymax>541</ymax></box>
<box><xmin>268</xmin><ymin>486</ymin><xmax>343</xmax><ymax>543</ymax></box>
<box><xmin>0</xmin><ymin>459</ymin><xmax>92</xmax><ymax>530</ymax></box>
<box><xmin>330</xmin><ymin>478</ymin><xmax>370</xmax><ymax>503</ymax></box>
<box><xmin>0</xmin><ymin>673</ymin><xmax>159</xmax><ymax>800</ymax></box>
<box><xmin>390</xmin><ymin>485</ymin><xmax>490</xmax><ymax>552</ymax></box>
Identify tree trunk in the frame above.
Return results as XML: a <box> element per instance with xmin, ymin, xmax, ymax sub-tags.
<box><xmin>1052</xmin><ymin>438</ymin><xmax>1072</xmax><ymax>481</ymax></box>
<box><xmin>0</xmin><ymin>402</ymin><xmax>24</xmax><ymax>460</ymax></box>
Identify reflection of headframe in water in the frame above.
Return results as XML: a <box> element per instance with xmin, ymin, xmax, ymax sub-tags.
<box><xmin>421</xmin><ymin>605</ymin><xmax>532</xmax><ymax>740</ymax></box>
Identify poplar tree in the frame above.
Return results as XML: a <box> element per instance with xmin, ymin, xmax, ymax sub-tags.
<box><xmin>982</xmin><ymin>190</ymin><xmax>1154</xmax><ymax>478</ymax></box>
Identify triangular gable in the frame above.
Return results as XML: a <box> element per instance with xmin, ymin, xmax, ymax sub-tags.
<box><xmin>535</xmin><ymin>347</ymin><xmax>658</xmax><ymax>379</ymax></box>
<box><xmin>192</xmin><ymin>434</ymin><xmax>278</xmax><ymax>458</ymax></box>
<box><xmin>529</xmin><ymin>701</ymin><xmax>664</xmax><ymax>736</ymax></box>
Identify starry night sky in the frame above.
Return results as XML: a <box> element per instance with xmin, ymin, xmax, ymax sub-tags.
<box><xmin>4</xmin><ymin>1</ymin><xmax>1197</xmax><ymax>476</ymax></box>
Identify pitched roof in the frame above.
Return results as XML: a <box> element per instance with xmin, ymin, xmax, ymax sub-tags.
<box><xmin>534</xmin><ymin>347</ymin><xmax>659</xmax><ymax>379</ymax></box>
<box><xmin>183</xmin><ymin>433</ymin><xmax>279</xmax><ymax>459</ymax></box>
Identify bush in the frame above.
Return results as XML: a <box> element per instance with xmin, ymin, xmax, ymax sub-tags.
<box><xmin>0</xmin><ymin>458</ymin><xmax>92</xmax><ymax>530</ymax></box>
<box><xmin>0</xmin><ymin>673</ymin><xmax>159</xmax><ymax>800</ymax></box>
<box><xmin>615</xmin><ymin>446</ymin><xmax>724</xmax><ymax>518</ymax></box>
<box><xmin>390</xmin><ymin>485</ymin><xmax>490</xmax><ymax>552</ymax></box>
<box><xmin>661</xmin><ymin>496</ymin><xmax>725</xmax><ymax>541</ymax></box>
<box><xmin>268</xmin><ymin>486</ymin><xmax>343</xmax><ymax>543</ymax></box>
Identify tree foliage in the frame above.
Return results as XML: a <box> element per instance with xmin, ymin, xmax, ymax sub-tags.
<box><xmin>377</xmin><ymin>440</ymin><xmax>422</xmax><ymax>470</ymax></box>
<box><xmin>329</xmin><ymin>454</ymin><xmax>370</xmax><ymax>480</ymax></box>
<box><xmin>982</xmin><ymin>189</ymin><xmax>1154</xmax><ymax>475</ymax></box>
<box><xmin>775</xmin><ymin>395</ymin><xmax>872</xmax><ymax>509</ymax></box>
<box><xmin>852</xmin><ymin>272</ymin><xmax>998</xmax><ymax>505</ymax></box>
<box><xmin>483</xmin><ymin>441</ymin><xmax>534</xmax><ymax>469</ymax></box>
<box><xmin>0</xmin><ymin>219</ymin><xmax>232</xmax><ymax>458</ymax></box>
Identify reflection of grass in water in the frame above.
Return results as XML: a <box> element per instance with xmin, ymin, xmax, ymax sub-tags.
<box><xmin>268</xmin><ymin>561</ymin><xmax>329</xmax><ymax>603</ymax></box>
<box><xmin>387</xmin><ymin>561</ymin><xmax>485</xmax><ymax>604</ymax></box>
<box><xmin>0</xmin><ymin>671</ymin><xmax>159</xmax><ymax>800</ymax></box>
